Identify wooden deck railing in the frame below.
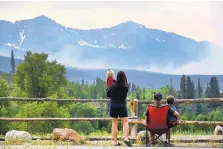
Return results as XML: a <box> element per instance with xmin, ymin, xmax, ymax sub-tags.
<box><xmin>0</xmin><ymin>97</ymin><xmax>223</xmax><ymax>138</ymax></box>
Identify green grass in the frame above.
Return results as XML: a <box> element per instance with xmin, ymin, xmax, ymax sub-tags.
<box><xmin>29</xmin><ymin>131</ymin><xmax>114</xmax><ymax>138</ymax></box>
<box><xmin>88</xmin><ymin>129</ymin><xmax>213</xmax><ymax>137</ymax></box>
<box><xmin>173</xmin><ymin>129</ymin><xmax>213</xmax><ymax>136</ymax></box>
<box><xmin>88</xmin><ymin>130</ymin><xmax>122</xmax><ymax>137</ymax></box>
<box><xmin>17</xmin><ymin>129</ymin><xmax>213</xmax><ymax>139</ymax></box>
<box><xmin>32</xmin><ymin>133</ymin><xmax>52</xmax><ymax>138</ymax></box>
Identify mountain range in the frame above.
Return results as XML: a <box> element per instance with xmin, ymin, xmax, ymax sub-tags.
<box><xmin>0</xmin><ymin>15</ymin><xmax>223</xmax><ymax>89</ymax></box>
<box><xmin>0</xmin><ymin>15</ymin><xmax>219</xmax><ymax>69</ymax></box>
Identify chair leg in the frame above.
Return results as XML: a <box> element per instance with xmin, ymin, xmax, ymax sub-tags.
<box><xmin>147</xmin><ymin>142</ymin><xmax>152</xmax><ymax>147</ymax></box>
<box><xmin>145</xmin><ymin>127</ymin><xmax>148</xmax><ymax>147</ymax></box>
<box><xmin>159</xmin><ymin>138</ymin><xmax>166</xmax><ymax>146</ymax></box>
<box><xmin>155</xmin><ymin>134</ymin><xmax>165</xmax><ymax>146</ymax></box>
<box><xmin>167</xmin><ymin>139</ymin><xmax>171</xmax><ymax>147</ymax></box>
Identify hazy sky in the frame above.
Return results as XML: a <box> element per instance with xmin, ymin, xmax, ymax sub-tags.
<box><xmin>0</xmin><ymin>1</ymin><xmax>223</xmax><ymax>47</ymax></box>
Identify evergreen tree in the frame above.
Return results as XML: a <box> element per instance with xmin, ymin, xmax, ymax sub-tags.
<box><xmin>131</xmin><ymin>83</ymin><xmax>136</xmax><ymax>93</ymax></box>
<box><xmin>68</xmin><ymin>89</ymin><xmax>74</xmax><ymax>97</ymax></box>
<box><xmin>168</xmin><ymin>78</ymin><xmax>176</xmax><ymax>96</ymax></box>
<box><xmin>208</xmin><ymin>76</ymin><xmax>220</xmax><ymax>109</ymax></box>
<box><xmin>209</xmin><ymin>76</ymin><xmax>220</xmax><ymax>98</ymax></box>
<box><xmin>195</xmin><ymin>78</ymin><xmax>203</xmax><ymax>115</ymax></box>
<box><xmin>81</xmin><ymin>79</ymin><xmax>85</xmax><ymax>86</ymax></box>
<box><xmin>10</xmin><ymin>50</ymin><xmax>15</xmax><ymax>74</ymax></box>
<box><xmin>196</xmin><ymin>78</ymin><xmax>203</xmax><ymax>98</ymax></box>
<box><xmin>186</xmin><ymin>76</ymin><xmax>195</xmax><ymax>99</ymax></box>
<box><xmin>205</xmin><ymin>83</ymin><xmax>211</xmax><ymax>98</ymax></box>
<box><xmin>128</xmin><ymin>83</ymin><xmax>132</xmax><ymax>93</ymax></box>
<box><xmin>136</xmin><ymin>92</ymin><xmax>140</xmax><ymax>100</ymax></box>
<box><xmin>195</xmin><ymin>103</ymin><xmax>202</xmax><ymax>115</ymax></box>
<box><xmin>143</xmin><ymin>88</ymin><xmax>146</xmax><ymax>100</ymax></box>
<box><xmin>180</xmin><ymin>75</ymin><xmax>186</xmax><ymax>99</ymax></box>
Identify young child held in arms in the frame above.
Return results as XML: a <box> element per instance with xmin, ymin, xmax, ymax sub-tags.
<box><xmin>106</xmin><ymin>69</ymin><xmax>116</xmax><ymax>90</ymax></box>
<box><xmin>166</xmin><ymin>96</ymin><xmax>178</xmax><ymax>128</ymax></box>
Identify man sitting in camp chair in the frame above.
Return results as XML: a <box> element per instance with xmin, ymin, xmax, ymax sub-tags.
<box><xmin>144</xmin><ymin>92</ymin><xmax>180</xmax><ymax>147</ymax></box>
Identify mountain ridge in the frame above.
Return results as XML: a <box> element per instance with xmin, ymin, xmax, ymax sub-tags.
<box><xmin>0</xmin><ymin>15</ymin><xmax>220</xmax><ymax>70</ymax></box>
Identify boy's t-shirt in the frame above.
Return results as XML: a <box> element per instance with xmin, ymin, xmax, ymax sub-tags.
<box><xmin>168</xmin><ymin>104</ymin><xmax>177</xmax><ymax>122</ymax></box>
<box><xmin>169</xmin><ymin>104</ymin><xmax>176</xmax><ymax>111</ymax></box>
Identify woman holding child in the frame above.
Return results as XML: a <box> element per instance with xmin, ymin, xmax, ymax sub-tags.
<box><xmin>106</xmin><ymin>70</ymin><xmax>132</xmax><ymax>147</ymax></box>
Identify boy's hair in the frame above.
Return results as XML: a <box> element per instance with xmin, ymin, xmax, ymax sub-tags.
<box><xmin>166</xmin><ymin>96</ymin><xmax>175</xmax><ymax>104</ymax></box>
<box><xmin>106</xmin><ymin>69</ymin><xmax>115</xmax><ymax>80</ymax></box>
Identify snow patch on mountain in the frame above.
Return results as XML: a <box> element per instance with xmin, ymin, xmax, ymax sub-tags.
<box><xmin>19</xmin><ymin>30</ymin><xmax>25</xmax><ymax>46</ymax></box>
<box><xmin>78</xmin><ymin>39</ymin><xmax>102</xmax><ymax>48</ymax></box>
<box><xmin>155</xmin><ymin>37</ymin><xmax>162</xmax><ymax>43</ymax></box>
<box><xmin>118</xmin><ymin>44</ymin><xmax>125</xmax><ymax>49</ymax></box>
<box><xmin>5</xmin><ymin>43</ymin><xmax>26</xmax><ymax>51</ymax></box>
<box><xmin>70</xmin><ymin>30</ymin><xmax>77</xmax><ymax>34</ymax></box>
<box><xmin>109</xmin><ymin>44</ymin><xmax>116</xmax><ymax>48</ymax></box>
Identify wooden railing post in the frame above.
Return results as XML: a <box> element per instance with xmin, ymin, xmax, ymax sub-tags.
<box><xmin>130</xmin><ymin>99</ymin><xmax>138</xmax><ymax>139</ymax></box>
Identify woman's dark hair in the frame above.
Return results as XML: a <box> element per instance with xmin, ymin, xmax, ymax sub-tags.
<box><xmin>116</xmin><ymin>71</ymin><xmax>128</xmax><ymax>87</ymax></box>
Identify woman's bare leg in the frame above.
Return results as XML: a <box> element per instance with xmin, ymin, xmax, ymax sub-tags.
<box><xmin>120</xmin><ymin>117</ymin><xmax>129</xmax><ymax>140</ymax></box>
<box><xmin>112</xmin><ymin>118</ymin><xmax>118</xmax><ymax>144</ymax></box>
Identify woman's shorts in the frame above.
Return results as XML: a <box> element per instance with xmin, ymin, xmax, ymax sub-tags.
<box><xmin>110</xmin><ymin>102</ymin><xmax>128</xmax><ymax>118</ymax></box>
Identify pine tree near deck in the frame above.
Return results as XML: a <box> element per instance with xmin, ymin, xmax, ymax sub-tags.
<box><xmin>180</xmin><ymin>75</ymin><xmax>186</xmax><ymax>99</ymax></box>
<box><xmin>10</xmin><ymin>50</ymin><xmax>15</xmax><ymax>74</ymax></box>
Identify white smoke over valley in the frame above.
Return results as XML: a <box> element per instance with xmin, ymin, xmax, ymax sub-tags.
<box><xmin>137</xmin><ymin>46</ymin><xmax>223</xmax><ymax>75</ymax></box>
<box><xmin>48</xmin><ymin>44</ymin><xmax>223</xmax><ymax>75</ymax></box>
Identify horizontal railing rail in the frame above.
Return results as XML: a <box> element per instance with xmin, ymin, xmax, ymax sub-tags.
<box><xmin>0</xmin><ymin>117</ymin><xmax>222</xmax><ymax>126</ymax></box>
<box><xmin>1</xmin><ymin>97</ymin><xmax>223</xmax><ymax>138</ymax></box>
<box><xmin>0</xmin><ymin>97</ymin><xmax>223</xmax><ymax>104</ymax></box>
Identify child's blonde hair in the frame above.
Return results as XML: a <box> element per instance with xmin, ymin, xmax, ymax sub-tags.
<box><xmin>106</xmin><ymin>69</ymin><xmax>115</xmax><ymax>80</ymax></box>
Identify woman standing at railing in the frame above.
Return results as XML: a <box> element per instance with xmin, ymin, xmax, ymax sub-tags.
<box><xmin>106</xmin><ymin>71</ymin><xmax>132</xmax><ymax>147</ymax></box>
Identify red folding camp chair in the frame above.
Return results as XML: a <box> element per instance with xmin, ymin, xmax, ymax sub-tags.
<box><xmin>145</xmin><ymin>104</ymin><xmax>171</xmax><ymax>147</ymax></box>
